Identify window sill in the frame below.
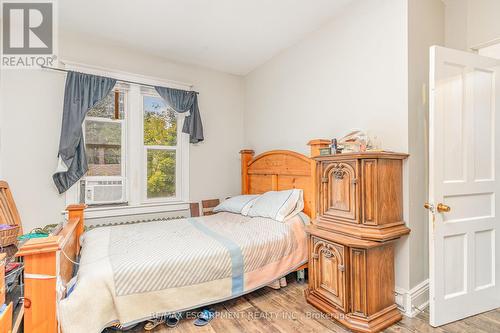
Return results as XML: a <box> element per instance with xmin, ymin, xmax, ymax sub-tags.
<box><xmin>62</xmin><ymin>201</ymin><xmax>190</xmax><ymax>220</ymax></box>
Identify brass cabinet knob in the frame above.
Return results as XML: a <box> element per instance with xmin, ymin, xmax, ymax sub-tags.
<box><xmin>436</xmin><ymin>203</ymin><xmax>451</xmax><ymax>213</ymax></box>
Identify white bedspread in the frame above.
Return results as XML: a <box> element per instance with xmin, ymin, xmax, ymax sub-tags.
<box><xmin>58</xmin><ymin>212</ymin><xmax>308</xmax><ymax>333</ymax></box>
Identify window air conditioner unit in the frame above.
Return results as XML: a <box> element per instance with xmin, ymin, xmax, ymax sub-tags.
<box><xmin>84</xmin><ymin>178</ymin><xmax>126</xmax><ymax>205</ymax></box>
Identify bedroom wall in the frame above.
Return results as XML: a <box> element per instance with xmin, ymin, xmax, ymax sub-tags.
<box><xmin>407</xmin><ymin>0</ymin><xmax>444</xmax><ymax>291</ymax></box>
<box><xmin>244</xmin><ymin>0</ymin><xmax>409</xmax><ymax>155</ymax></box>
<box><xmin>0</xmin><ymin>33</ymin><xmax>245</xmax><ymax>232</ymax></box>
<box><xmin>243</xmin><ymin>0</ymin><xmax>411</xmax><ymax>290</ymax></box>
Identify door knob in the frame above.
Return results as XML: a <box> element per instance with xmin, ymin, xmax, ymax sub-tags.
<box><xmin>424</xmin><ymin>203</ymin><xmax>451</xmax><ymax>213</ymax></box>
<box><xmin>436</xmin><ymin>203</ymin><xmax>451</xmax><ymax>213</ymax></box>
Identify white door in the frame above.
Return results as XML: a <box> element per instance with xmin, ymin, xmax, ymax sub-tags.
<box><xmin>429</xmin><ymin>45</ymin><xmax>500</xmax><ymax>326</ymax></box>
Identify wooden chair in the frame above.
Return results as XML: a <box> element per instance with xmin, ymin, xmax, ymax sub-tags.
<box><xmin>189</xmin><ymin>199</ymin><xmax>220</xmax><ymax>217</ymax></box>
<box><xmin>201</xmin><ymin>199</ymin><xmax>220</xmax><ymax>216</ymax></box>
<box><xmin>189</xmin><ymin>202</ymin><xmax>200</xmax><ymax>217</ymax></box>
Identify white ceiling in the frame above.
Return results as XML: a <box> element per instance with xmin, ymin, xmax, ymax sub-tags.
<box><xmin>59</xmin><ymin>0</ymin><xmax>353</xmax><ymax>75</ymax></box>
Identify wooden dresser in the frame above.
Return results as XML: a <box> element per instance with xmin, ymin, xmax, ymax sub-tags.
<box><xmin>305</xmin><ymin>142</ymin><xmax>410</xmax><ymax>333</ymax></box>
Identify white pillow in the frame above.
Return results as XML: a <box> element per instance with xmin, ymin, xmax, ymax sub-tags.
<box><xmin>247</xmin><ymin>189</ymin><xmax>304</xmax><ymax>222</ymax></box>
<box><xmin>213</xmin><ymin>195</ymin><xmax>260</xmax><ymax>215</ymax></box>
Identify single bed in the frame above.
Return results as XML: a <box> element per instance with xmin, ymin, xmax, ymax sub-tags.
<box><xmin>59</xmin><ymin>212</ymin><xmax>309</xmax><ymax>332</ymax></box>
<box><xmin>17</xmin><ymin>142</ymin><xmax>330</xmax><ymax>333</ymax></box>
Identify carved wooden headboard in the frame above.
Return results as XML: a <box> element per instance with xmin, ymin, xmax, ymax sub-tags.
<box><xmin>240</xmin><ymin>141</ymin><xmax>330</xmax><ymax>219</ymax></box>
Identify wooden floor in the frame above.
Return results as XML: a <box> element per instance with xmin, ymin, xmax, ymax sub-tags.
<box><xmin>109</xmin><ymin>277</ymin><xmax>500</xmax><ymax>333</ymax></box>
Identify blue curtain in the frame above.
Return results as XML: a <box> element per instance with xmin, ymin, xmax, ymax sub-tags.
<box><xmin>53</xmin><ymin>71</ymin><xmax>116</xmax><ymax>194</ymax></box>
<box><xmin>155</xmin><ymin>86</ymin><xmax>204</xmax><ymax>143</ymax></box>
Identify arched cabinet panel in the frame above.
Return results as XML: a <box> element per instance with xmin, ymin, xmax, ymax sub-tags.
<box><xmin>310</xmin><ymin>237</ymin><xmax>347</xmax><ymax>311</ymax></box>
<box><xmin>320</xmin><ymin>160</ymin><xmax>359</xmax><ymax>223</ymax></box>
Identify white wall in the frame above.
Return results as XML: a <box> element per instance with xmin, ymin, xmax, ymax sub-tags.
<box><xmin>0</xmin><ymin>33</ymin><xmax>245</xmax><ymax>232</ymax></box>
<box><xmin>0</xmin><ymin>69</ymin><xmax>66</xmax><ymax>231</ymax></box>
<box><xmin>245</xmin><ymin>0</ymin><xmax>409</xmax><ymax>155</ymax></box>
<box><xmin>444</xmin><ymin>0</ymin><xmax>500</xmax><ymax>50</ymax></box>
<box><xmin>408</xmin><ymin>0</ymin><xmax>444</xmax><ymax>289</ymax></box>
<box><xmin>244</xmin><ymin>0</ymin><xmax>410</xmax><ymax>289</ymax></box>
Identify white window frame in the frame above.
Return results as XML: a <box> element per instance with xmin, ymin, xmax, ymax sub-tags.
<box><xmin>63</xmin><ymin>61</ymin><xmax>191</xmax><ymax>218</ymax></box>
<box><xmin>140</xmin><ymin>88</ymin><xmax>186</xmax><ymax>204</ymax></box>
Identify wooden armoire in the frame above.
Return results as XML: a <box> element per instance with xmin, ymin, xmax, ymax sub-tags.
<box><xmin>305</xmin><ymin>140</ymin><xmax>410</xmax><ymax>333</ymax></box>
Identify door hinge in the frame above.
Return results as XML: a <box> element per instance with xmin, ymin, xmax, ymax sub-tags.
<box><xmin>351</xmin><ymin>178</ymin><xmax>358</xmax><ymax>185</ymax></box>
<box><xmin>321</xmin><ymin>177</ymin><xmax>328</xmax><ymax>183</ymax></box>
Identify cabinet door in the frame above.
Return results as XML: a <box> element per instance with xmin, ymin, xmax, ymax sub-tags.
<box><xmin>321</xmin><ymin>160</ymin><xmax>359</xmax><ymax>223</ymax></box>
<box><xmin>311</xmin><ymin>236</ymin><xmax>347</xmax><ymax>311</ymax></box>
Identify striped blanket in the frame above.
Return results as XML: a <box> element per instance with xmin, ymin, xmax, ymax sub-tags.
<box><xmin>58</xmin><ymin>212</ymin><xmax>308</xmax><ymax>333</ymax></box>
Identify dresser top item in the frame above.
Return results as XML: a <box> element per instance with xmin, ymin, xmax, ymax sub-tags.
<box><xmin>313</xmin><ymin>151</ymin><xmax>409</xmax><ymax>161</ymax></box>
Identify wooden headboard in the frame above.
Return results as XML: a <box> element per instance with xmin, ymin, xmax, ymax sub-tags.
<box><xmin>240</xmin><ymin>146</ymin><xmax>324</xmax><ymax>219</ymax></box>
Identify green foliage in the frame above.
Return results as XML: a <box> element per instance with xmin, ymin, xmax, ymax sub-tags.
<box><xmin>144</xmin><ymin>103</ymin><xmax>177</xmax><ymax>198</ymax></box>
<box><xmin>147</xmin><ymin>150</ymin><xmax>176</xmax><ymax>198</ymax></box>
<box><xmin>144</xmin><ymin>108</ymin><xmax>177</xmax><ymax>146</ymax></box>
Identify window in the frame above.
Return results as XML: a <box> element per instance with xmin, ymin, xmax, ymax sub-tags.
<box><xmin>85</xmin><ymin>92</ymin><xmax>125</xmax><ymax>177</ymax></box>
<box><xmin>80</xmin><ymin>90</ymin><xmax>126</xmax><ymax>205</ymax></box>
<box><xmin>143</xmin><ymin>94</ymin><xmax>177</xmax><ymax>199</ymax></box>
<box><xmin>77</xmin><ymin>83</ymin><xmax>188</xmax><ymax>209</ymax></box>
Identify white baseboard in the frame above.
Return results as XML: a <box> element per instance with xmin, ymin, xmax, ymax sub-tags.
<box><xmin>395</xmin><ymin>279</ymin><xmax>429</xmax><ymax>317</ymax></box>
